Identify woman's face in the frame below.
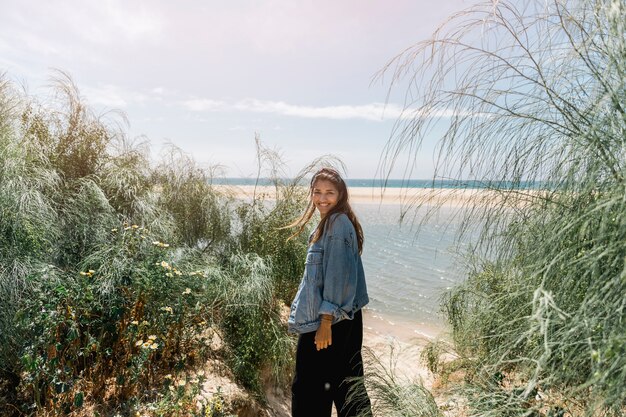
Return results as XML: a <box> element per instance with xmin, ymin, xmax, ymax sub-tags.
<box><xmin>312</xmin><ymin>179</ymin><xmax>339</xmax><ymax>217</ymax></box>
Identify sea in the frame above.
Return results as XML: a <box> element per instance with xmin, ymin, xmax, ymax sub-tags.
<box><xmin>218</xmin><ymin>178</ymin><xmax>483</xmax><ymax>339</ymax></box>
<box><xmin>354</xmin><ymin>202</ymin><xmax>471</xmax><ymax>339</ymax></box>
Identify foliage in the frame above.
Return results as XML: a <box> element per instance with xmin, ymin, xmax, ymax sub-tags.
<box><xmin>0</xmin><ymin>73</ymin><xmax>306</xmax><ymax>416</ymax></box>
<box><xmin>216</xmin><ymin>253</ymin><xmax>294</xmax><ymax>394</ymax></box>
<box><xmin>382</xmin><ymin>0</ymin><xmax>626</xmax><ymax>415</ymax></box>
<box><xmin>153</xmin><ymin>145</ymin><xmax>231</xmax><ymax>250</ymax></box>
<box><xmin>15</xmin><ymin>225</ymin><xmax>214</xmax><ymax>414</ymax></box>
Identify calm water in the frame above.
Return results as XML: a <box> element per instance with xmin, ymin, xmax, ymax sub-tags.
<box><xmin>353</xmin><ymin>202</ymin><xmax>471</xmax><ymax>331</ymax></box>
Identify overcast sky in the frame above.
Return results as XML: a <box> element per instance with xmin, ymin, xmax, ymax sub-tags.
<box><xmin>0</xmin><ymin>0</ymin><xmax>472</xmax><ymax>179</ymax></box>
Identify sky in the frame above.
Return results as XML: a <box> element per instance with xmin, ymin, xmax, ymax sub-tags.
<box><xmin>0</xmin><ymin>0</ymin><xmax>473</xmax><ymax>179</ymax></box>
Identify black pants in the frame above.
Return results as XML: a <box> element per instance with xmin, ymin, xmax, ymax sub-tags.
<box><xmin>291</xmin><ymin>310</ymin><xmax>372</xmax><ymax>417</ymax></box>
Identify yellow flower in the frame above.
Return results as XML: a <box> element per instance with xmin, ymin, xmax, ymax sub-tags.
<box><xmin>177</xmin><ymin>380</ymin><xmax>186</xmax><ymax>387</ymax></box>
<box><xmin>150</xmin><ymin>343</ymin><xmax>158</xmax><ymax>350</ymax></box>
<box><xmin>141</xmin><ymin>320</ymin><xmax>149</xmax><ymax>325</ymax></box>
<box><xmin>148</xmin><ymin>334</ymin><xmax>157</xmax><ymax>340</ymax></box>
<box><xmin>174</xmin><ymin>269</ymin><xmax>182</xmax><ymax>276</ymax></box>
<box><xmin>111</xmin><ymin>228</ymin><xmax>118</xmax><ymax>233</ymax></box>
<box><xmin>80</xmin><ymin>270</ymin><xmax>95</xmax><ymax>277</ymax></box>
<box><xmin>161</xmin><ymin>306</ymin><xmax>173</xmax><ymax>314</ymax></box>
<box><xmin>135</xmin><ymin>340</ymin><xmax>143</xmax><ymax>347</ymax></box>
<box><xmin>130</xmin><ymin>320</ymin><xmax>139</xmax><ymax>325</ymax></box>
<box><xmin>182</xmin><ymin>288</ymin><xmax>192</xmax><ymax>295</ymax></box>
<box><xmin>164</xmin><ymin>374</ymin><xmax>172</xmax><ymax>380</ymax></box>
<box><xmin>159</xmin><ymin>261</ymin><xmax>171</xmax><ymax>270</ymax></box>
<box><xmin>165</xmin><ymin>272</ymin><xmax>173</xmax><ymax>278</ymax></box>
<box><xmin>131</xmin><ymin>224</ymin><xmax>139</xmax><ymax>229</ymax></box>
<box><xmin>142</xmin><ymin>341</ymin><xmax>151</xmax><ymax>348</ymax></box>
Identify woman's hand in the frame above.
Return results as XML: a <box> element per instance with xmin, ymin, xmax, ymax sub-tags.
<box><xmin>314</xmin><ymin>314</ymin><xmax>333</xmax><ymax>351</ymax></box>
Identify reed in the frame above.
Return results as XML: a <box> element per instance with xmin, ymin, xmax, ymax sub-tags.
<box><xmin>380</xmin><ymin>0</ymin><xmax>625</xmax><ymax>415</ymax></box>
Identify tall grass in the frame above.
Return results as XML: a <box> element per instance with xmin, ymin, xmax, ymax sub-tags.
<box><xmin>0</xmin><ymin>72</ymin><xmax>308</xmax><ymax>415</ymax></box>
<box><xmin>379</xmin><ymin>0</ymin><xmax>625</xmax><ymax>415</ymax></box>
<box><xmin>348</xmin><ymin>346</ymin><xmax>442</xmax><ymax>417</ymax></box>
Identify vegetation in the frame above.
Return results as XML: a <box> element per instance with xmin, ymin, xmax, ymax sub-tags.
<box><xmin>380</xmin><ymin>0</ymin><xmax>626</xmax><ymax>415</ymax></box>
<box><xmin>349</xmin><ymin>346</ymin><xmax>442</xmax><ymax>417</ymax></box>
<box><xmin>0</xmin><ymin>72</ymin><xmax>318</xmax><ymax>416</ymax></box>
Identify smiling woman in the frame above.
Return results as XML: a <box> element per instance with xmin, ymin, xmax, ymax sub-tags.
<box><xmin>285</xmin><ymin>167</ymin><xmax>371</xmax><ymax>417</ymax></box>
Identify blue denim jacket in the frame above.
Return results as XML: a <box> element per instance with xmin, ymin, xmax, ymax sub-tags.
<box><xmin>288</xmin><ymin>213</ymin><xmax>369</xmax><ymax>334</ymax></box>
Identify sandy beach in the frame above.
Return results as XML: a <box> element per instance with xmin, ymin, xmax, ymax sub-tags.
<box><xmin>214</xmin><ymin>184</ymin><xmax>531</xmax><ymax>208</ymax></box>
<box><xmin>361</xmin><ymin>308</ymin><xmax>441</xmax><ymax>381</ymax></box>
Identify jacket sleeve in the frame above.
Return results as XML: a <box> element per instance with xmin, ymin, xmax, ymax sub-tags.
<box><xmin>318</xmin><ymin>215</ymin><xmax>358</xmax><ymax>321</ymax></box>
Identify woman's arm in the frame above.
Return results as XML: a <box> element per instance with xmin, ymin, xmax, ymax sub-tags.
<box><xmin>319</xmin><ymin>215</ymin><xmax>359</xmax><ymax>321</ymax></box>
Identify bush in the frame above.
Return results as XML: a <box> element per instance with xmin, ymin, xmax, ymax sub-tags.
<box><xmin>0</xmin><ymin>73</ymin><xmax>305</xmax><ymax>416</ymax></box>
<box><xmin>15</xmin><ymin>225</ymin><xmax>215</xmax><ymax>414</ymax></box>
<box><xmin>219</xmin><ymin>254</ymin><xmax>294</xmax><ymax>393</ymax></box>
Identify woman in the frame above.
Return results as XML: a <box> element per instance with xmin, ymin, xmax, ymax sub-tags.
<box><xmin>286</xmin><ymin>167</ymin><xmax>372</xmax><ymax>417</ymax></box>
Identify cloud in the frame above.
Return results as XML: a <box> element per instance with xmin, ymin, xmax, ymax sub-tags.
<box><xmin>181</xmin><ymin>98</ymin><xmax>228</xmax><ymax>112</ymax></box>
<box><xmin>81</xmin><ymin>84</ymin><xmax>151</xmax><ymax>108</ymax></box>
<box><xmin>77</xmin><ymin>83</ymin><xmax>474</xmax><ymax>120</ymax></box>
<box><xmin>232</xmin><ymin>99</ymin><xmax>395</xmax><ymax>120</ymax></box>
<box><xmin>180</xmin><ymin>97</ymin><xmax>472</xmax><ymax>121</ymax></box>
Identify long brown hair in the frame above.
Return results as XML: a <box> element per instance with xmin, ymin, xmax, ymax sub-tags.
<box><xmin>286</xmin><ymin>167</ymin><xmax>364</xmax><ymax>254</ymax></box>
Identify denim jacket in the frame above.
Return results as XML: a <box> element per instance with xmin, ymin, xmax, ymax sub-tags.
<box><xmin>288</xmin><ymin>213</ymin><xmax>369</xmax><ymax>334</ymax></box>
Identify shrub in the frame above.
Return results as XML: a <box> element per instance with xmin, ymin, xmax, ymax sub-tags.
<box><xmin>15</xmin><ymin>225</ymin><xmax>216</xmax><ymax>414</ymax></box>
<box><xmin>0</xmin><ymin>74</ymin><xmax>305</xmax><ymax>415</ymax></box>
